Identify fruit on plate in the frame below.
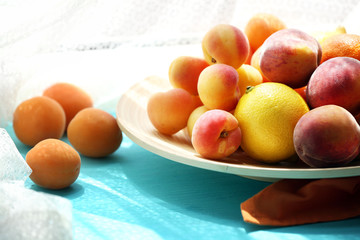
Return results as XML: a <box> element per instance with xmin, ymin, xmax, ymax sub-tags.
<box><xmin>187</xmin><ymin>105</ymin><xmax>209</xmax><ymax>138</ymax></box>
<box><xmin>320</xmin><ymin>33</ymin><xmax>360</xmax><ymax>63</ymax></box>
<box><xmin>236</xmin><ymin>64</ymin><xmax>263</xmax><ymax>95</ymax></box>
<box><xmin>146</xmin><ymin>15</ymin><xmax>360</xmax><ymax>168</ymax></box>
<box><xmin>168</xmin><ymin>56</ymin><xmax>209</xmax><ymax>96</ymax></box>
<box><xmin>43</xmin><ymin>82</ymin><xmax>93</xmax><ymax>128</ymax></box>
<box><xmin>202</xmin><ymin>24</ymin><xmax>250</xmax><ymax>69</ymax></box>
<box><xmin>26</xmin><ymin>138</ymin><xmax>81</xmax><ymax>189</ymax></box>
<box><xmin>234</xmin><ymin>82</ymin><xmax>309</xmax><ymax>163</ymax></box>
<box><xmin>311</xmin><ymin>26</ymin><xmax>346</xmax><ymax>47</ymax></box>
<box><xmin>294</xmin><ymin>105</ymin><xmax>360</xmax><ymax>168</ymax></box>
<box><xmin>191</xmin><ymin>109</ymin><xmax>242</xmax><ymax>159</ymax></box>
<box><xmin>260</xmin><ymin>28</ymin><xmax>322</xmax><ymax>88</ymax></box>
<box><xmin>250</xmin><ymin>45</ymin><xmax>269</xmax><ymax>82</ymax></box>
<box><xmin>67</xmin><ymin>108</ymin><xmax>122</xmax><ymax>158</ymax></box>
<box><xmin>147</xmin><ymin>88</ymin><xmax>201</xmax><ymax>135</ymax></box>
<box><xmin>198</xmin><ymin>63</ymin><xmax>240</xmax><ymax>111</ymax></box>
<box><xmin>13</xmin><ymin>96</ymin><xmax>66</xmax><ymax>146</ymax></box>
<box><xmin>307</xmin><ymin>57</ymin><xmax>360</xmax><ymax>116</ymax></box>
<box><xmin>244</xmin><ymin>12</ymin><xmax>286</xmax><ymax>52</ymax></box>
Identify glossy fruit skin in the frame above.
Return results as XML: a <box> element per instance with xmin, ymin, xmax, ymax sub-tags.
<box><xmin>191</xmin><ymin>109</ymin><xmax>242</xmax><ymax>160</ymax></box>
<box><xmin>260</xmin><ymin>28</ymin><xmax>322</xmax><ymax>88</ymax></box>
<box><xmin>294</xmin><ymin>105</ymin><xmax>360</xmax><ymax>168</ymax></box>
<box><xmin>306</xmin><ymin>56</ymin><xmax>360</xmax><ymax>116</ymax></box>
<box><xmin>234</xmin><ymin>82</ymin><xmax>309</xmax><ymax>163</ymax></box>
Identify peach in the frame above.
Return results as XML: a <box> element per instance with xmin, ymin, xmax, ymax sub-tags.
<box><xmin>198</xmin><ymin>64</ymin><xmax>240</xmax><ymax>111</ymax></box>
<box><xmin>187</xmin><ymin>105</ymin><xmax>209</xmax><ymax>138</ymax></box>
<box><xmin>294</xmin><ymin>105</ymin><xmax>360</xmax><ymax>168</ymax></box>
<box><xmin>191</xmin><ymin>109</ymin><xmax>242</xmax><ymax>159</ymax></box>
<box><xmin>147</xmin><ymin>88</ymin><xmax>201</xmax><ymax>135</ymax></box>
<box><xmin>307</xmin><ymin>57</ymin><xmax>360</xmax><ymax>116</ymax></box>
<box><xmin>169</xmin><ymin>56</ymin><xmax>209</xmax><ymax>96</ymax></box>
<box><xmin>202</xmin><ymin>24</ymin><xmax>250</xmax><ymax>69</ymax></box>
<box><xmin>13</xmin><ymin>96</ymin><xmax>66</xmax><ymax>146</ymax></box>
<box><xmin>260</xmin><ymin>28</ymin><xmax>322</xmax><ymax>88</ymax></box>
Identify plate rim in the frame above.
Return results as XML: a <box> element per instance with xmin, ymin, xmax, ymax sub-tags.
<box><xmin>116</xmin><ymin>77</ymin><xmax>360</xmax><ymax>181</ymax></box>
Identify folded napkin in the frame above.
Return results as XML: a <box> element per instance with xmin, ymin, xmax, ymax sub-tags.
<box><xmin>241</xmin><ymin>176</ymin><xmax>360</xmax><ymax>226</ymax></box>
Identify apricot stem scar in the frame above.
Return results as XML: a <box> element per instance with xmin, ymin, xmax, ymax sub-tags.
<box><xmin>211</xmin><ymin>58</ymin><xmax>217</xmax><ymax>63</ymax></box>
<box><xmin>220</xmin><ymin>131</ymin><xmax>228</xmax><ymax>138</ymax></box>
<box><xmin>246</xmin><ymin>86</ymin><xmax>255</xmax><ymax>93</ymax></box>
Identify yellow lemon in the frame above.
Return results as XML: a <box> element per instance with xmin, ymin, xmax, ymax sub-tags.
<box><xmin>234</xmin><ymin>82</ymin><xmax>309</xmax><ymax>163</ymax></box>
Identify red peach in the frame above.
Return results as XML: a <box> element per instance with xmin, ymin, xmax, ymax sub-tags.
<box><xmin>260</xmin><ymin>28</ymin><xmax>322</xmax><ymax>88</ymax></box>
<box><xmin>191</xmin><ymin>109</ymin><xmax>242</xmax><ymax>159</ymax></box>
<box><xmin>294</xmin><ymin>105</ymin><xmax>360</xmax><ymax>168</ymax></box>
<box><xmin>307</xmin><ymin>57</ymin><xmax>360</xmax><ymax>116</ymax></box>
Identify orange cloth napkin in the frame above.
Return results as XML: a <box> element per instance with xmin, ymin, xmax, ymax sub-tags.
<box><xmin>241</xmin><ymin>176</ymin><xmax>360</xmax><ymax>226</ymax></box>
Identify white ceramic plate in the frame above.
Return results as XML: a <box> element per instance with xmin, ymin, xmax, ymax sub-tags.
<box><xmin>116</xmin><ymin>76</ymin><xmax>360</xmax><ymax>181</ymax></box>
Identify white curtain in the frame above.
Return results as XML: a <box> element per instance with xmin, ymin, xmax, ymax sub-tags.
<box><xmin>1</xmin><ymin>0</ymin><xmax>360</xmax><ymax>127</ymax></box>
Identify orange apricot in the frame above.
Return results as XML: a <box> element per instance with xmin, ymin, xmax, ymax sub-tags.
<box><xmin>13</xmin><ymin>96</ymin><xmax>66</xmax><ymax>146</ymax></box>
<box><xmin>250</xmin><ymin>46</ymin><xmax>270</xmax><ymax>82</ymax></box>
<box><xmin>43</xmin><ymin>82</ymin><xmax>93</xmax><ymax>127</ymax></box>
<box><xmin>245</xmin><ymin>13</ymin><xmax>286</xmax><ymax>52</ymax></box>
<box><xmin>147</xmin><ymin>88</ymin><xmax>201</xmax><ymax>135</ymax></box>
<box><xmin>67</xmin><ymin>108</ymin><xmax>122</xmax><ymax>158</ymax></box>
<box><xmin>26</xmin><ymin>138</ymin><xmax>81</xmax><ymax>189</ymax></box>
<box><xmin>169</xmin><ymin>56</ymin><xmax>209</xmax><ymax>96</ymax></box>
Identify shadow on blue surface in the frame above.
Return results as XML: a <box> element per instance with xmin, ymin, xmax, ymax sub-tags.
<box><xmin>28</xmin><ymin>182</ymin><xmax>85</xmax><ymax>200</ymax></box>
<box><xmin>6</xmin><ymin>124</ymin><xmax>360</xmax><ymax>240</ymax></box>
<box><xmin>121</xmin><ymin>137</ymin><xmax>271</xmax><ymax>225</ymax></box>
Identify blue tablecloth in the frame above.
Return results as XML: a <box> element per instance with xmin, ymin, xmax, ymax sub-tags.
<box><xmin>6</xmin><ymin>113</ymin><xmax>360</xmax><ymax>240</ymax></box>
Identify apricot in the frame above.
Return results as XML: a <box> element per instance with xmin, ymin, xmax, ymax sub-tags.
<box><xmin>26</xmin><ymin>139</ymin><xmax>81</xmax><ymax>189</ymax></box>
<box><xmin>191</xmin><ymin>109</ymin><xmax>242</xmax><ymax>160</ymax></box>
<box><xmin>236</xmin><ymin>64</ymin><xmax>263</xmax><ymax>95</ymax></box>
<box><xmin>13</xmin><ymin>96</ymin><xmax>66</xmax><ymax>146</ymax></box>
<box><xmin>307</xmin><ymin>57</ymin><xmax>360</xmax><ymax>116</ymax></box>
<box><xmin>147</xmin><ymin>88</ymin><xmax>201</xmax><ymax>135</ymax></box>
<box><xmin>245</xmin><ymin>13</ymin><xmax>286</xmax><ymax>52</ymax></box>
<box><xmin>202</xmin><ymin>24</ymin><xmax>250</xmax><ymax>69</ymax></box>
<box><xmin>260</xmin><ymin>28</ymin><xmax>322</xmax><ymax>88</ymax></box>
<box><xmin>294</xmin><ymin>105</ymin><xmax>360</xmax><ymax>168</ymax></box>
<box><xmin>187</xmin><ymin>105</ymin><xmax>209</xmax><ymax>138</ymax></box>
<box><xmin>43</xmin><ymin>82</ymin><xmax>93</xmax><ymax>127</ymax></box>
<box><xmin>250</xmin><ymin>46</ymin><xmax>269</xmax><ymax>82</ymax></box>
<box><xmin>198</xmin><ymin>64</ymin><xmax>240</xmax><ymax>111</ymax></box>
<box><xmin>67</xmin><ymin>108</ymin><xmax>122</xmax><ymax>158</ymax></box>
<box><xmin>169</xmin><ymin>56</ymin><xmax>209</xmax><ymax>96</ymax></box>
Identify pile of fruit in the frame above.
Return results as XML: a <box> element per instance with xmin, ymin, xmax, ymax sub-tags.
<box><xmin>147</xmin><ymin>13</ymin><xmax>360</xmax><ymax>168</ymax></box>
